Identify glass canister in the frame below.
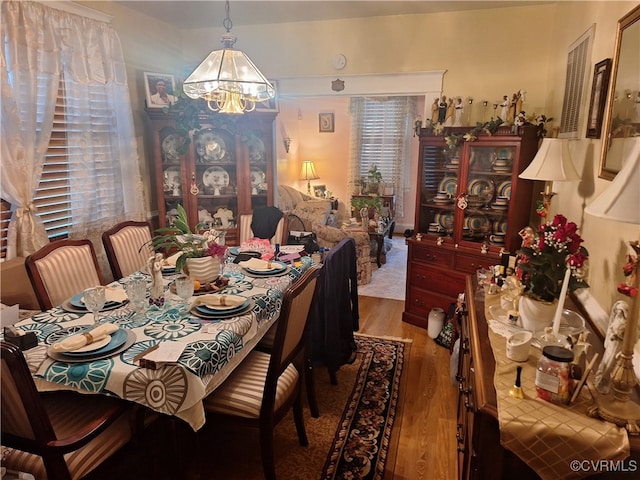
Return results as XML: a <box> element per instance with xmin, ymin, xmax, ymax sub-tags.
<box><xmin>535</xmin><ymin>345</ymin><xmax>574</xmax><ymax>405</ymax></box>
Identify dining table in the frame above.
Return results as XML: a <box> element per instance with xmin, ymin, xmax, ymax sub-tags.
<box><xmin>7</xmin><ymin>256</ymin><xmax>314</xmax><ymax>431</ymax></box>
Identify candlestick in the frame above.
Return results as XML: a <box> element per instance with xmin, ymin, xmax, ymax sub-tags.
<box><xmin>552</xmin><ymin>267</ymin><xmax>572</xmax><ymax>336</ymax></box>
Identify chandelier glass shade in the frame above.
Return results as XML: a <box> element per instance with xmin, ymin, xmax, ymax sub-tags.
<box><xmin>183</xmin><ymin>2</ymin><xmax>274</xmax><ymax>114</ymax></box>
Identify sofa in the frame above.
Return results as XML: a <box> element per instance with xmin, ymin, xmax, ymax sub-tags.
<box><xmin>277</xmin><ymin>185</ymin><xmax>372</xmax><ymax>285</ymax></box>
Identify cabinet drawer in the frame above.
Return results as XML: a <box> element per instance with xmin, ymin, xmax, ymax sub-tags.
<box><xmin>409</xmin><ymin>264</ymin><xmax>464</xmax><ymax>297</ymax></box>
<box><xmin>406</xmin><ymin>287</ymin><xmax>454</xmax><ymax>317</ymax></box>
<box><xmin>454</xmin><ymin>254</ymin><xmax>495</xmax><ymax>274</ymax></box>
<box><xmin>411</xmin><ymin>244</ymin><xmax>453</xmax><ymax>268</ymax></box>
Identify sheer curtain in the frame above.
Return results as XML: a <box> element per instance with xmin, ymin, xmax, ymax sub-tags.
<box><xmin>1</xmin><ymin>1</ymin><xmax>144</xmax><ymax>264</ymax></box>
<box><xmin>349</xmin><ymin>96</ymin><xmax>416</xmax><ymax>218</ymax></box>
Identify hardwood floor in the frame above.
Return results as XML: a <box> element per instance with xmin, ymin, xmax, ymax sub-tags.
<box><xmin>357</xmin><ymin>295</ymin><xmax>458</xmax><ymax>480</ymax></box>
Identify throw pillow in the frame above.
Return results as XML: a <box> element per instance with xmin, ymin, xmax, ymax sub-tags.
<box><xmin>292</xmin><ymin>200</ymin><xmax>331</xmax><ymax>229</ymax></box>
<box><xmin>312</xmin><ymin>223</ymin><xmax>347</xmax><ymax>243</ymax></box>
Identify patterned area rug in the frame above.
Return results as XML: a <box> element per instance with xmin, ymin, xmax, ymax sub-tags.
<box><xmin>358</xmin><ymin>237</ymin><xmax>407</xmax><ymax>301</ymax></box>
<box><xmin>85</xmin><ymin>334</ymin><xmax>410</xmax><ymax>480</ymax></box>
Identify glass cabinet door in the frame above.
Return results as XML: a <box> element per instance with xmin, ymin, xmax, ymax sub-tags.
<box><xmin>192</xmin><ymin>128</ymin><xmax>238</xmax><ymax>230</ymax></box>
<box><xmin>159</xmin><ymin>126</ymin><xmax>186</xmax><ymax>227</ymax></box>
<box><xmin>418</xmin><ymin>142</ymin><xmax>459</xmax><ymax>237</ymax></box>
<box><xmin>462</xmin><ymin>145</ymin><xmax>515</xmax><ymax>247</ymax></box>
<box><xmin>248</xmin><ymin>131</ymin><xmax>269</xmax><ymax>211</ymax></box>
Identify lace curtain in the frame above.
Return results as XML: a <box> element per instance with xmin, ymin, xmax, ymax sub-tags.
<box><xmin>349</xmin><ymin>96</ymin><xmax>416</xmax><ymax>218</ymax></box>
<box><xmin>0</xmin><ymin>1</ymin><xmax>144</xmax><ymax>269</ymax></box>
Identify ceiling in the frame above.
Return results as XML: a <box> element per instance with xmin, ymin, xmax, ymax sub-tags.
<box><xmin>115</xmin><ymin>1</ymin><xmax>552</xmax><ymax>29</ymax></box>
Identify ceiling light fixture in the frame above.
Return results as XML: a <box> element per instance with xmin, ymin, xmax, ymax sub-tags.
<box><xmin>183</xmin><ymin>0</ymin><xmax>275</xmax><ymax>114</ymax></box>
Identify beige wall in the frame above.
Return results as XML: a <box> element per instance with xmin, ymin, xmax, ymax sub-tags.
<box><xmin>80</xmin><ymin>1</ymin><xmax>639</xmax><ymax>321</ymax></box>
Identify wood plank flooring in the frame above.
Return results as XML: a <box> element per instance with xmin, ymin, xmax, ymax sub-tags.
<box><xmin>356</xmin><ymin>295</ymin><xmax>458</xmax><ymax>479</ymax></box>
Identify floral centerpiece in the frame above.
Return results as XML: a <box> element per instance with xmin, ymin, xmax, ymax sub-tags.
<box><xmin>516</xmin><ymin>214</ymin><xmax>589</xmax><ymax>303</ymax></box>
<box><xmin>150</xmin><ymin>204</ymin><xmax>227</xmax><ymax>280</ymax></box>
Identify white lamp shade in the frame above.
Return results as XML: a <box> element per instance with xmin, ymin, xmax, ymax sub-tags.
<box><xmin>585</xmin><ymin>137</ymin><xmax>640</xmax><ymax>224</ymax></box>
<box><xmin>300</xmin><ymin>160</ymin><xmax>319</xmax><ymax>181</ymax></box>
<box><xmin>519</xmin><ymin>138</ymin><xmax>580</xmax><ymax>181</ymax></box>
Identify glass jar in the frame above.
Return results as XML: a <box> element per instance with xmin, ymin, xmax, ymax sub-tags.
<box><xmin>535</xmin><ymin>345</ymin><xmax>574</xmax><ymax>405</ymax></box>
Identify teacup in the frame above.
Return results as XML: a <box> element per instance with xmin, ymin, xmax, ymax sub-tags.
<box><xmin>495</xmin><ymin>196</ymin><xmax>509</xmax><ymax>205</ymax></box>
<box><xmin>490</xmin><ymin>234</ymin><xmax>505</xmax><ymax>244</ymax></box>
<box><xmin>435</xmin><ymin>190</ymin><xmax>448</xmax><ymax>199</ymax></box>
<box><xmin>506</xmin><ymin>331</ymin><xmax>533</xmax><ymax>362</ymax></box>
<box><xmin>428</xmin><ymin>223</ymin><xmax>441</xmax><ymax>232</ymax></box>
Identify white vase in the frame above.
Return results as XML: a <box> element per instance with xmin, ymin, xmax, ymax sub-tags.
<box><xmin>185</xmin><ymin>256</ymin><xmax>220</xmax><ymax>283</ymax></box>
<box><xmin>518</xmin><ymin>295</ymin><xmax>558</xmax><ymax>332</ymax></box>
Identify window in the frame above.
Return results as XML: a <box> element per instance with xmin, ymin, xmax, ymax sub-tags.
<box><xmin>350</xmin><ymin>96</ymin><xmax>416</xmax><ymax>217</ymax></box>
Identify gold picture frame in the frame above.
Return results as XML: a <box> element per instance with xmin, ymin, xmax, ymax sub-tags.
<box><xmin>319</xmin><ymin>113</ymin><xmax>334</xmax><ymax>133</ymax></box>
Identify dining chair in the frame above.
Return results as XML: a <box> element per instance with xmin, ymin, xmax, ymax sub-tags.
<box><xmin>0</xmin><ymin>341</ymin><xmax>138</xmax><ymax>480</ymax></box>
<box><xmin>239</xmin><ymin>207</ymin><xmax>286</xmax><ymax>245</ymax></box>
<box><xmin>202</xmin><ymin>264</ymin><xmax>321</xmax><ymax>480</ymax></box>
<box><xmin>24</xmin><ymin>239</ymin><xmax>104</xmax><ymax>310</ymax></box>
<box><xmin>102</xmin><ymin>220</ymin><xmax>154</xmax><ymax>280</ymax></box>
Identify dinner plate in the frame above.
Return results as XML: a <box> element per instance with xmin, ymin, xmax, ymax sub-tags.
<box><xmin>245</xmin><ymin>261</ymin><xmax>287</xmax><ymax>275</ymax></box>
<box><xmin>195</xmin><ymin>131</ymin><xmax>227</xmax><ymax>163</ymax></box>
<box><xmin>249</xmin><ymin>137</ymin><xmax>266</xmax><ymax>163</ymax></box>
<box><xmin>491</xmin><ymin>203</ymin><xmax>509</xmax><ymax>211</ymax></box>
<box><xmin>161</xmin><ymin>134</ymin><xmax>181</xmax><ymax>163</ymax></box>
<box><xmin>69</xmin><ymin>293</ymin><xmax>121</xmax><ymax>310</ymax></box>
<box><xmin>63</xmin><ymin>295</ymin><xmax>125</xmax><ymax>313</ymax></box>
<box><xmin>64</xmin><ymin>328</ymin><xmax>129</xmax><ymax>357</ymax></box>
<box><xmin>190</xmin><ymin>299</ymin><xmax>254</xmax><ymax>320</ymax></box>
<box><xmin>48</xmin><ymin>330</ymin><xmax>136</xmax><ymax>363</ymax></box>
<box><xmin>434</xmin><ymin>212</ymin><xmax>454</xmax><ymax>230</ymax></box>
<box><xmin>242</xmin><ymin>266</ymin><xmax>291</xmax><ymax>278</ymax></box>
<box><xmin>195</xmin><ymin>298</ymin><xmax>251</xmax><ymax>314</ymax></box>
<box><xmin>228</xmin><ymin>246</ymin><xmax>240</xmax><ymax>256</ymax></box>
<box><xmin>438</xmin><ymin>176</ymin><xmax>457</xmax><ymax>196</ymax></box>
<box><xmin>162</xmin><ymin>266</ymin><xmax>176</xmax><ymax>275</ymax></box>
<box><xmin>68</xmin><ymin>335</ymin><xmax>111</xmax><ymax>353</ymax></box>
<box><xmin>464</xmin><ymin>215</ymin><xmax>490</xmax><ymax>231</ymax></box>
<box><xmin>250</xmin><ymin>168</ymin><xmax>265</xmax><ymax>187</ymax></box>
<box><xmin>497</xmin><ymin>181</ymin><xmax>512</xmax><ymax>200</ymax></box>
<box><xmin>493</xmin><ymin>219</ymin><xmax>508</xmax><ymax>234</ymax></box>
<box><xmin>202</xmin><ymin>166</ymin><xmax>230</xmax><ymax>188</ymax></box>
<box><xmin>467</xmin><ymin>178</ymin><xmax>494</xmax><ymax>197</ymax></box>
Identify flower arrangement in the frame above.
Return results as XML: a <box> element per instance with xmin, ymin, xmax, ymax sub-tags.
<box><xmin>516</xmin><ymin>214</ymin><xmax>589</xmax><ymax>303</ymax></box>
<box><xmin>150</xmin><ymin>204</ymin><xmax>226</xmax><ymax>273</ymax></box>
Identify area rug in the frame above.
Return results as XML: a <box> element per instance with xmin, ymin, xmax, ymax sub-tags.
<box><xmin>85</xmin><ymin>333</ymin><xmax>410</xmax><ymax>480</ymax></box>
<box><xmin>358</xmin><ymin>237</ymin><xmax>407</xmax><ymax>301</ymax></box>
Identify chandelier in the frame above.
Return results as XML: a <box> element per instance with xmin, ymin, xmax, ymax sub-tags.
<box><xmin>183</xmin><ymin>0</ymin><xmax>275</xmax><ymax>114</ymax></box>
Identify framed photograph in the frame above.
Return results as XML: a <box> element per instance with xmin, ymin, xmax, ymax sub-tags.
<box><xmin>144</xmin><ymin>72</ymin><xmax>178</xmax><ymax>108</ymax></box>
<box><xmin>255</xmin><ymin>80</ymin><xmax>279</xmax><ymax>112</ymax></box>
<box><xmin>313</xmin><ymin>184</ymin><xmax>327</xmax><ymax>198</ymax></box>
<box><xmin>319</xmin><ymin>113</ymin><xmax>335</xmax><ymax>133</ymax></box>
<box><xmin>586</xmin><ymin>58</ymin><xmax>612</xmax><ymax>139</ymax></box>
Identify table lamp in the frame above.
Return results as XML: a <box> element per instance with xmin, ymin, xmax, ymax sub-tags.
<box><xmin>300</xmin><ymin>160</ymin><xmax>319</xmax><ymax>195</ymax></box>
<box><xmin>585</xmin><ymin>137</ymin><xmax>640</xmax><ymax>433</ymax></box>
<box><xmin>519</xmin><ymin>138</ymin><xmax>580</xmax><ymax>219</ymax></box>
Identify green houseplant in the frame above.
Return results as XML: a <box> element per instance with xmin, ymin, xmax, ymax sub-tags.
<box><xmin>350</xmin><ymin>195</ymin><xmax>383</xmax><ymax>220</ymax></box>
<box><xmin>366</xmin><ymin>165</ymin><xmax>383</xmax><ymax>194</ymax></box>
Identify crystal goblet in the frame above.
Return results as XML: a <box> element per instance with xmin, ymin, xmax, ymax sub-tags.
<box><xmin>124</xmin><ymin>276</ymin><xmax>147</xmax><ymax>318</ymax></box>
<box><xmin>83</xmin><ymin>286</ymin><xmax>106</xmax><ymax>325</ymax></box>
<box><xmin>174</xmin><ymin>275</ymin><xmax>195</xmax><ymax>314</ymax></box>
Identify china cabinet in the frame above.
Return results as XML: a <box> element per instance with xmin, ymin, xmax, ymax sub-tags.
<box><xmin>146</xmin><ymin>109</ymin><xmax>276</xmax><ymax>245</ymax></box>
<box><xmin>403</xmin><ymin>125</ymin><xmax>538</xmax><ymax>329</ymax></box>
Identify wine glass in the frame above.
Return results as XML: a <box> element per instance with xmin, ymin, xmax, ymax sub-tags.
<box><xmin>174</xmin><ymin>275</ymin><xmax>195</xmax><ymax>315</ymax></box>
<box><xmin>84</xmin><ymin>286</ymin><xmax>106</xmax><ymax>325</ymax></box>
<box><xmin>125</xmin><ymin>276</ymin><xmax>147</xmax><ymax>318</ymax></box>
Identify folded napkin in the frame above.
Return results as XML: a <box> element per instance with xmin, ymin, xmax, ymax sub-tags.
<box><xmin>238</xmin><ymin>257</ymin><xmax>278</xmax><ymax>271</ymax></box>
<box><xmin>191</xmin><ymin>294</ymin><xmax>246</xmax><ymax>310</ymax></box>
<box><xmin>164</xmin><ymin>252</ymin><xmax>182</xmax><ymax>267</ymax></box>
<box><xmin>51</xmin><ymin>322</ymin><xmax>119</xmax><ymax>353</ymax></box>
<box><xmin>80</xmin><ymin>286</ymin><xmax>128</xmax><ymax>305</ymax></box>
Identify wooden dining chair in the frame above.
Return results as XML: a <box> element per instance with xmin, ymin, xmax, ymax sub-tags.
<box><xmin>202</xmin><ymin>265</ymin><xmax>321</xmax><ymax>480</ymax></box>
<box><xmin>102</xmin><ymin>220</ymin><xmax>154</xmax><ymax>280</ymax></box>
<box><xmin>24</xmin><ymin>239</ymin><xmax>104</xmax><ymax>310</ymax></box>
<box><xmin>0</xmin><ymin>341</ymin><xmax>138</xmax><ymax>480</ymax></box>
<box><xmin>239</xmin><ymin>207</ymin><xmax>286</xmax><ymax>245</ymax></box>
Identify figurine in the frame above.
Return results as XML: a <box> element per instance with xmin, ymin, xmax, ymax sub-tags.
<box><xmin>594</xmin><ymin>301</ymin><xmax>634</xmax><ymax>394</ymax></box>
<box><xmin>147</xmin><ymin>253</ymin><xmax>165</xmax><ymax>307</ymax></box>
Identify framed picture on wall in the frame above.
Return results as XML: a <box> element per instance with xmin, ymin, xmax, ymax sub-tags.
<box><xmin>319</xmin><ymin>112</ymin><xmax>334</xmax><ymax>133</ymax></box>
<box><xmin>313</xmin><ymin>185</ymin><xmax>327</xmax><ymax>198</ymax></box>
<box><xmin>144</xmin><ymin>72</ymin><xmax>178</xmax><ymax>108</ymax></box>
<box><xmin>586</xmin><ymin>58</ymin><xmax>611</xmax><ymax>139</ymax></box>
<box><xmin>255</xmin><ymin>80</ymin><xmax>279</xmax><ymax>112</ymax></box>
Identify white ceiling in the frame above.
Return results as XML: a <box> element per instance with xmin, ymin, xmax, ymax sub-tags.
<box><xmin>115</xmin><ymin>1</ymin><xmax>552</xmax><ymax>29</ymax></box>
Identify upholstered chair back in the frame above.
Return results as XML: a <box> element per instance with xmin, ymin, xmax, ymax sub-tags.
<box><xmin>102</xmin><ymin>221</ymin><xmax>153</xmax><ymax>279</ymax></box>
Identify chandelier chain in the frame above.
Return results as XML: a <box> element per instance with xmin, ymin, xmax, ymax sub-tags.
<box><xmin>223</xmin><ymin>0</ymin><xmax>232</xmax><ymax>32</ymax></box>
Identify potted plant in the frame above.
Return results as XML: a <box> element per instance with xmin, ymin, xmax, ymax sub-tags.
<box><xmin>150</xmin><ymin>204</ymin><xmax>227</xmax><ymax>282</ymax></box>
<box><xmin>366</xmin><ymin>165</ymin><xmax>383</xmax><ymax>194</ymax></box>
<box><xmin>350</xmin><ymin>195</ymin><xmax>383</xmax><ymax>220</ymax></box>
<box><xmin>515</xmin><ymin>214</ymin><xmax>589</xmax><ymax>331</ymax></box>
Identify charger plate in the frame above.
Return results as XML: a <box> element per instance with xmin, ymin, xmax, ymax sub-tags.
<box><xmin>189</xmin><ymin>299</ymin><xmax>254</xmax><ymax>320</ymax></box>
<box><xmin>47</xmin><ymin>330</ymin><xmax>136</xmax><ymax>363</ymax></box>
<box><xmin>61</xmin><ymin>298</ymin><xmax>126</xmax><ymax>314</ymax></box>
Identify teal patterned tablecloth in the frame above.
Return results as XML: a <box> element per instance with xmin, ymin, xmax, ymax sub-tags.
<box><xmin>12</xmin><ymin>257</ymin><xmax>313</xmax><ymax>430</ymax></box>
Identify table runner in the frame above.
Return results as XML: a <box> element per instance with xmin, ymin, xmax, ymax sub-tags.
<box><xmin>10</xmin><ymin>258</ymin><xmax>313</xmax><ymax>431</ymax></box>
<box><xmin>483</xmin><ymin>290</ymin><xmax>630</xmax><ymax>479</ymax></box>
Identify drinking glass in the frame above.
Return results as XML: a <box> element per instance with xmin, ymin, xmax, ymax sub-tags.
<box><xmin>84</xmin><ymin>286</ymin><xmax>106</xmax><ymax>325</ymax></box>
<box><xmin>174</xmin><ymin>275</ymin><xmax>195</xmax><ymax>314</ymax></box>
<box><xmin>125</xmin><ymin>276</ymin><xmax>147</xmax><ymax>318</ymax></box>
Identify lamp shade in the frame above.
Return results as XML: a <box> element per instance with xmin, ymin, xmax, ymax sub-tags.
<box><xmin>300</xmin><ymin>160</ymin><xmax>319</xmax><ymax>181</ymax></box>
<box><xmin>585</xmin><ymin>137</ymin><xmax>640</xmax><ymax>224</ymax></box>
<box><xmin>519</xmin><ymin>138</ymin><xmax>580</xmax><ymax>181</ymax></box>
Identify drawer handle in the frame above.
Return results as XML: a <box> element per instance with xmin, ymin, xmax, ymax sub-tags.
<box><xmin>416</xmin><ymin>274</ymin><xmax>426</xmax><ymax>280</ymax></box>
<box><xmin>413</xmin><ymin>299</ymin><xmax>425</xmax><ymax>306</ymax></box>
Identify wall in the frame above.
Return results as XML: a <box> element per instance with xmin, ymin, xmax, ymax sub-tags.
<box><xmin>79</xmin><ymin>1</ymin><xmax>639</xmax><ymax>323</ymax></box>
